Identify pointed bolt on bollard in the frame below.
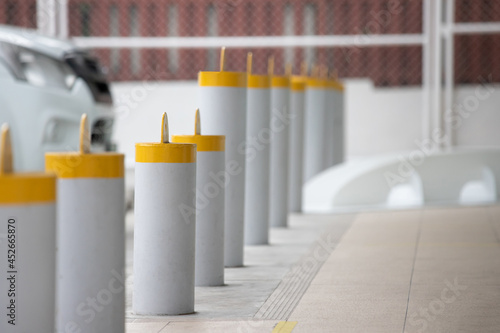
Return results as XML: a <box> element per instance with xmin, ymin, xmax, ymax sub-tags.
<box><xmin>195</xmin><ymin>109</ymin><xmax>201</xmax><ymax>135</ymax></box>
<box><xmin>79</xmin><ymin>113</ymin><xmax>91</xmax><ymax>154</ymax></box>
<box><xmin>220</xmin><ymin>47</ymin><xmax>226</xmax><ymax>72</ymax></box>
<box><xmin>247</xmin><ymin>52</ymin><xmax>253</xmax><ymax>75</ymax></box>
<box><xmin>268</xmin><ymin>55</ymin><xmax>275</xmax><ymax>76</ymax></box>
<box><xmin>161</xmin><ymin>112</ymin><xmax>170</xmax><ymax>143</ymax></box>
<box><xmin>0</xmin><ymin>123</ymin><xmax>13</xmax><ymax>174</ymax></box>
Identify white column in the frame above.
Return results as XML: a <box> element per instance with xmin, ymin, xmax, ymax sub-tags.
<box><xmin>46</xmin><ymin>153</ymin><xmax>126</xmax><ymax>333</ymax></box>
<box><xmin>332</xmin><ymin>86</ymin><xmax>345</xmax><ymax>165</ymax></box>
<box><xmin>134</xmin><ymin>137</ymin><xmax>196</xmax><ymax>314</ymax></box>
<box><xmin>244</xmin><ymin>74</ymin><xmax>271</xmax><ymax>244</ymax></box>
<box><xmin>37</xmin><ymin>0</ymin><xmax>57</xmax><ymax>37</ymax></box>
<box><xmin>269</xmin><ymin>76</ymin><xmax>290</xmax><ymax>228</ymax></box>
<box><xmin>304</xmin><ymin>79</ymin><xmax>328</xmax><ymax>182</ymax></box>
<box><xmin>192</xmin><ymin>150</ymin><xmax>225</xmax><ymax>285</ymax></box>
<box><xmin>0</xmin><ymin>177</ymin><xmax>56</xmax><ymax>333</ymax></box>
<box><xmin>288</xmin><ymin>77</ymin><xmax>306</xmax><ymax>213</ymax></box>
<box><xmin>46</xmin><ymin>115</ymin><xmax>126</xmax><ymax>332</ymax></box>
<box><xmin>422</xmin><ymin>0</ymin><xmax>433</xmax><ymax>147</ymax></box>
<box><xmin>432</xmin><ymin>0</ymin><xmax>443</xmax><ymax>149</ymax></box>
<box><xmin>444</xmin><ymin>0</ymin><xmax>455</xmax><ymax>148</ymax></box>
<box><xmin>324</xmin><ymin>86</ymin><xmax>335</xmax><ymax>169</ymax></box>
<box><xmin>58</xmin><ymin>0</ymin><xmax>69</xmax><ymax>39</ymax></box>
<box><xmin>55</xmin><ymin>178</ymin><xmax>125</xmax><ymax>332</ymax></box>
<box><xmin>198</xmin><ymin>70</ymin><xmax>247</xmax><ymax>267</ymax></box>
<box><xmin>172</xmin><ymin>130</ymin><xmax>226</xmax><ymax>286</ymax></box>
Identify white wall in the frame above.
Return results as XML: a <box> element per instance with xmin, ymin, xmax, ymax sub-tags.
<box><xmin>111</xmin><ymin>79</ymin><xmax>500</xmax><ymax>167</ymax></box>
<box><xmin>345</xmin><ymin>80</ymin><xmax>423</xmax><ymax>158</ymax></box>
<box><xmin>345</xmin><ymin>80</ymin><xmax>500</xmax><ymax>157</ymax></box>
<box><xmin>452</xmin><ymin>84</ymin><xmax>500</xmax><ymax>148</ymax></box>
<box><xmin>112</xmin><ymin>81</ymin><xmax>199</xmax><ymax>167</ymax></box>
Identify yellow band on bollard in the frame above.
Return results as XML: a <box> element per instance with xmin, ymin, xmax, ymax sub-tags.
<box><xmin>248</xmin><ymin>74</ymin><xmax>271</xmax><ymax>89</ymax></box>
<box><xmin>327</xmin><ymin>80</ymin><xmax>345</xmax><ymax>91</ymax></box>
<box><xmin>45</xmin><ymin>153</ymin><xmax>124</xmax><ymax>178</ymax></box>
<box><xmin>198</xmin><ymin>71</ymin><xmax>247</xmax><ymax>88</ymax></box>
<box><xmin>136</xmin><ymin>143</ymin><xmax>196</xmax><ymax>163</ymax></box>
<box><xmin>0</xmin><ymin>173</ymin><xmax>56</xmax><ymax>204</ymax></box>
<box><xmin>171</xmin><ymin>135</ymin><xmax>225</xmax><ymax>152</ymax></box>
<box><xmin>307</xmin><ymin>78</ymin><xmax>330</xmax><ymax>89</ymax></box>
<box><xmin>271</xmin><ymin>75</ymin><xmax>290</xmax><ymax>88</ymax></box>
<box><xmin>291</xmin><ymin>76</ymin><xmax>306</xmax><ymax>92</ymax></box>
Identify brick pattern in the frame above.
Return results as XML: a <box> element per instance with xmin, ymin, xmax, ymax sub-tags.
<box><xmin>0</xmin><ymin>0</ymin><xmax>498</xmax><ymax>86</ymax></box>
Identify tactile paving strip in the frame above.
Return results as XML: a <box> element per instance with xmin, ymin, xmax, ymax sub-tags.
<box><xmin>254</xmin><ymin>220</ymin><xmax>352</xmax><ymax>320</ymax></box>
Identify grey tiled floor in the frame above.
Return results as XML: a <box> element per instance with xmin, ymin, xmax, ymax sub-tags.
<box><xmin>125</xmin><ymin>205</ymin><xmax>500</xmax><ymax>332</ymax></box>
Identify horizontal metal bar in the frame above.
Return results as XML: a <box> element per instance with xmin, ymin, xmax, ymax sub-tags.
<box><xmin>452</xmin><ymin>22</ymin><xmax>500</xmax><ymax>34</ymax></box>
<box><xmin>72</xmin><ymin>34</ymin><xmax>425</xmax><ymax>49</ymax></box>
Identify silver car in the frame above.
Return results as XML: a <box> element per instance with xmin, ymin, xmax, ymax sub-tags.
<box><xmin>0</xmin><ymin>25</ymin><xmax>114</xmax><ymax>171</ymax></box>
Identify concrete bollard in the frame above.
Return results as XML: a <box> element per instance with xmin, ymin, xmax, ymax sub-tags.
<box><xmin>324</xmin><ymin>76</ymin><xmax>336</xmax><ymax>169</ymax></box>
<box><xmin>198</xmin><ymin>47</ymin><xmax>247</xmax><ymax>267</ymax></box>
<box><xmin>172</xmin><ymin>109</ymin><xmax>225</xmax><ymax>286</ymax></box>
<box><xmin>304</xmin><ymin>73</ymin><xmax>329</xmax><ymax>182</ymax></box>
<box><xmin>289</xmin><ymin>76</ymin><xmax>306</xmax><ymax>213</ymax></box>
<box><xmin>269</xmin><ymin>58</ymin><xmax>291</xmax><ymax>228</ymax></box>
<box><xmin>324</xmin><ymin>70</ymin><xmax>346</xmax><ymax>169</ymax></box>
<box><xmin>0</xmin><ymin>124</ymin><xmax>56</xmax><ymax>333</ymax></box>
<box><xmin>331</xmin><ymin>78</ymin><xmax>345</xmax><ymax>166</ymax></box>
<box><xmin>133</xmin><ymin>112</ymin><xmax>197</xmax><ymax>315</ymax></box>
<box><xmin>45</xmin><ymin>114</ymin><xmax>125</xmax><ymax>333</ymax></box>
<box><xmin>244</xmin><ymin>53</ymin><xmax>272</xmax><ymax>245</ymax></box>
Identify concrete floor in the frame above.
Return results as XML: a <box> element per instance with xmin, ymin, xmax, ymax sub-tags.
<box><xmin>125</xmin><ymin>205</ymin><xmax>500</xmax><ymax>332</ymax></box>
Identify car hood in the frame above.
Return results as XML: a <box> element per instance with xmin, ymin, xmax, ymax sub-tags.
<box><xmin>0</xmin><ymin>25</ymin><xmax>78</xmax><ymax>59</ymax></box>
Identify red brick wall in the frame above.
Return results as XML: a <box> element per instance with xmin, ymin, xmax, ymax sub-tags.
<box><xmin>0</xmin><ymin>0</ymin><xmax>497</xmax><ymax>86</ymax></box>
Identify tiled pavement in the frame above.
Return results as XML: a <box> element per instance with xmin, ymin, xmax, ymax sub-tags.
<box><xmin>125</xmin><ymin>205</ymin><xmax>500</xmax><ymax>332</ymax></box>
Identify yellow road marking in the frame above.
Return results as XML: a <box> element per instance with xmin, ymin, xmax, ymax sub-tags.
<box><xmin>272</xmin><ymin>321</ymin><xmax>297</xmax><ymax>333</ymax></box>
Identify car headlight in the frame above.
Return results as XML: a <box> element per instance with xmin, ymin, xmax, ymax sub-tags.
<box><xmin>0</xmin><ymin>41</ymin><xmax>76</xmax><ymax>90</ymax></box>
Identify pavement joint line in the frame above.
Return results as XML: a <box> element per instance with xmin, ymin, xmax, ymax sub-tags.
<box><xmin>157</xmin><ymin>321</ymin><xmax>170</xmax><ymax>332</ymax></box>
<box><xmin>401</xmin><ymin>210</ymin><xmax>423</xmax><ymax>333</ymax></box>
<box><xmin>487</xmin><ymin>206</ymin><xmax>500</xmax><ymax>244</ymax></box>
<box><xmin>272</xmin><ymin>321</ymin><xmax>297</xmax><ymax>333</ymax></box>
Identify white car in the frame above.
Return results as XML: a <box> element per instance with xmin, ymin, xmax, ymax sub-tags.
<box><xmin>0</xmin><ymin>25</ymin><xmax>115</xmax><ymax>171</ymax></box>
